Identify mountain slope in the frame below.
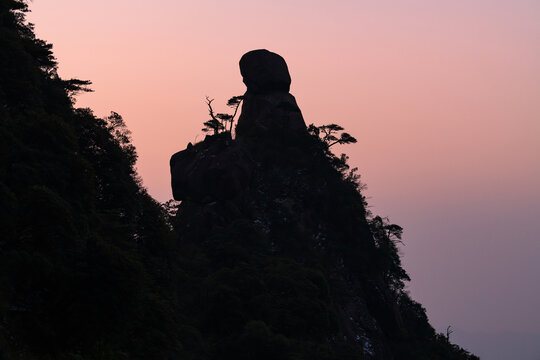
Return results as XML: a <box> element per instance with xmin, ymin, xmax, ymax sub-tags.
<box><xmin>1</xmin><ymin>3</ymin><xmax>478</xmax><ymax>359</ymax></box>
<box><xmin>168</xmin><ymin>49</ymin><xmax>479</xmax><ymax>359</ymax></box>
<box><xmin>1</xmin><ymin>2</ymin><xmax>179</xmax><ymax>358</ymax></box>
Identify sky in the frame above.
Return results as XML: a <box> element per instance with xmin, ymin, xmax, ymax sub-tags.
<box><xmin>27</xmin><ymin>1</ymin><xmax>540</xmax><ymax>358</ymax></box>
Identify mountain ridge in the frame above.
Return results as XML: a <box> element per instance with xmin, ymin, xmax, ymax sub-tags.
<box><xmin>166</xmin><ymin>49</ymin><xmax>479</xmax><ymax>359</ymax></box>
<box><xmin>0</xmin><ymin>3</ymin><xmax>478</xmax><ymax>359</ymax></box>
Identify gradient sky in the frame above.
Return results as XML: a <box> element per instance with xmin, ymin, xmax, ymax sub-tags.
<box><xmin>28</xmin><ymin>1</ymin><xmax>540</xmax><ymax>358</ymax></box>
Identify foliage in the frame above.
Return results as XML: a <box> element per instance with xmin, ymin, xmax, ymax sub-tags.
<box><xmin>202</xmin><ymin>95</ymin><xmax>243</xmax><ymax>135</ymax></box>
<box><xmin>0</xmin><ymin>3</ymin><xmax>178</xmax><ymax>358</ymax></box>
<box><xmin>308</xmin><ymin>123</ymin><xmax>363</xmax><ymax>191</ymax></box>
<box><xmin>0</xmin><ymin>3</ymin><xmax>478</xmax><ymax>359</ymax></box>
<box><xmin>308</xmin><ymin>123</ymin><xmax>357</xmax><ymax>147</ymax></box>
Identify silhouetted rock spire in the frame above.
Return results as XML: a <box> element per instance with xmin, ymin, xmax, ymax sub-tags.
<box><xmin>236</xmin><ymin>49</ymin><xmax>306</xmax><ymax>140</ymax></box>
<box><xmin>171</xmin><ymin>49</ymin><xmax>307</xmax><ymax>202</ymax></box>
<box><xmin>239</xmin><ymin>49</ymin><xmax>291</xmax><ymax>94</ymax></box>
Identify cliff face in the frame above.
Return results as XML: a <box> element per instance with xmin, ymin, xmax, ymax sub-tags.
<box><xmin>170</xmin><ymin>50</ymin><xmax>478</xmax><ymax>360</ymax></box>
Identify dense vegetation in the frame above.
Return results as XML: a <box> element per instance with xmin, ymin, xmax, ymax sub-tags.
<box><xmin>0</xmin><ymin>2</ymin><xmax>478</xmax><ymax>359</ymax></box>
<box><xmin>1</xmin><ymin>2</ymin><xmax>176</xmax><ymax>357</ymax></box>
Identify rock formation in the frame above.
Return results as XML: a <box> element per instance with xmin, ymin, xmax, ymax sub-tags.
<box><xmin>170</xmin><ymin>132</ymin><xmax>253</xmax><ymax>203</ymax></box>
<box><xmin>239</xmin><ymin>49</ymin><xmax>291</xmax><ymax>94</ymax></box>
<box><xmin>1</xmin><ymin>1</ymin><xmax>479</xmax><ymax>355</ymax></box>
<box><xmin>171</xmin><ymin>49</ymin><xmax>306</xmax><ymax>203</ymax></box>
<box><xmin>236</xmin><ymin>49</ymin><xmax>307</xmax><ymax>140</ymax></box>
<box><xmin>168</xmin><ymin>49</ymin><xmax>479</xmax><ymax>360</ymax></box>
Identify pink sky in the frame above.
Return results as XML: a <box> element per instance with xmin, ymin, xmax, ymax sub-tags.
<box><xmin>28</xmin><ymin>1</ymin><xmax>540</xmax><ymax>358</ymax></box>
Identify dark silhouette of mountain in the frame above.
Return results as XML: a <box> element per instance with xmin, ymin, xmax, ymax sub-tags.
<box><xmin>1</xmin><ymin>2</ymin><xmax>478</xmax><ymax>359</ymax></box>
<box><xmin>168</xmin><ymin>49</ymin><xmax>479</xmax><ymax>359</ymax></box>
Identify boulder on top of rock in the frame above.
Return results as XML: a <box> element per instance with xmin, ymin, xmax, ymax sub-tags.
<box><xmin>236</xmin><ymin>50</ymin><xmax>306</xmax><ymax>139</ymax></box>
<box><xmin>240</xmin><ymin>49</ymin><xmax>291</xmax><ymax>94</ymax></box>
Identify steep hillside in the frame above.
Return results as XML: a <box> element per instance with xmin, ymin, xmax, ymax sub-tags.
<box><xmin>1</xmin><ymin>2</ymin><xmax>477</xmax><ymax>359</ymax></box>
<box><xmin>1</xmin><ymin>2</ymin><xmax>178</xmax><ymax>358</ymax></box>
<box><xmin>169</xmin><ymin>49</ymin><xmax>479</xmax><ymax>360</ymax></box>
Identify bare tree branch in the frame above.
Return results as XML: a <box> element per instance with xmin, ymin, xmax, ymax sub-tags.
<box><xmin>205</xmin><ymin>96</ymin><xmax>219</xmax><ymax>123</ymax></box>
<box><xmin>445</xmin><ymin>325</ymin><xmax>454</xmax><ymax>341</ymax></box>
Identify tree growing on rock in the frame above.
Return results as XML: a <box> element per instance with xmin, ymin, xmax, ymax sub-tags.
<box><xmin>202</xmin><ymin>95</ymin><xmax>243</xmax><ymax>135</ymax></box>
<box><xmin>308</xmin><ymin>123</ymin><xmax>362</xmax><ymax>189</ymax></box>
<box><xmin>308</xmin><ymin>123</ymin><xmax>357</xmax><ymax>148</ymax></box>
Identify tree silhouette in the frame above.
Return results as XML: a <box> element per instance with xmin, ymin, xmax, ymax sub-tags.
<box><xmin>307</xmin><ymin>123</ymin><xmax>363</xmax><ymax>189</ymax></box>
<box><xmin>1</xmin><ymin>3</ymin><xmax>480</xmax><ymax>357</ymax></box>
<box><xmin>308</xmin><ymin>123</ymin><xmax>357</xmax><ymax>147</ymax></box>
<box><xmin>202</xmin><ymin>95</ymin><xmax>243</xmax><ymax>135</ymax></box>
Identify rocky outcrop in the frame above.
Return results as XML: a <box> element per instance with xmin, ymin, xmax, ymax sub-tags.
<box><xmin>170</xmin><ymin>132</ymin><xmax>253</xmax><ymax>203</ymax></box>
<box><xmin>168</xmin><ymin>50</ymin><xmax>479</xmax><ymax>360</ymax></box>
<box><xmin>236</xmin><ymin>49</ymin><xmax>306</xmax><ymax>140</ymax></box>
<box><xmin>239</xmin><ymin>49</ymin><xmax>291</xmax><ymax>94</ymax></box>
<box><xmin>171</xmin><ymin>49</ymin><xmax>306</xmax><ymax>203</ymax></box>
